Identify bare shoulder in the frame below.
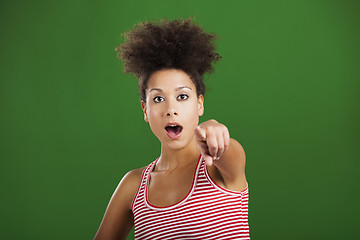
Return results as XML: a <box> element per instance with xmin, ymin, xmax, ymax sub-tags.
<box><xmin>94</xmin><ymin>166</ymin><xmax>146</xmax><ymax>240</ymax></box>
<box><xmin>115</xmin><ymin>166</ymin><xmax>147</xmax><ymax>208</ymax></box>
<box><xmin>122</xmin><ymin>166</ymin><xmax>147</xmax><ymax>191</ymax></box>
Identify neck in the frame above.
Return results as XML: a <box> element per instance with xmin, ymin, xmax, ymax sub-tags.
<box><xmin>156</xmin><ymin>136</ymin><xmax>201</xmax><ymax>171</ymax></box>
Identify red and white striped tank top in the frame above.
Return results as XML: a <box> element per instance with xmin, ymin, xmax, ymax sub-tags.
<box><xmin>131</xmin><ymin>155</ymin><xmax>250</xmax><ymax>239</ymax></box>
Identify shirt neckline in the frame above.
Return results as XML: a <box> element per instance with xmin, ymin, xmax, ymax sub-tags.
<box><xmin>144</xmin><ymin>154</ymin><xmax>202</xmax><ymax>211</ymax></box>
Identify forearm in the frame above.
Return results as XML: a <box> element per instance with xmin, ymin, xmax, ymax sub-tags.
<box><xmin>213</xmin><ymin>138</ymin><xmax>246</xmax><ymax>182</ymax></box>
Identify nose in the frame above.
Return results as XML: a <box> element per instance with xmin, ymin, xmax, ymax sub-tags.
<box><xmin>166</xmin><ymin>109</ymin><xmax>178</xmax><ymax>116</ymax></box>
<box><xmin>166</xmin><ymin>99</ymin><xmax>178</xmax><ymax>116</ymax></box>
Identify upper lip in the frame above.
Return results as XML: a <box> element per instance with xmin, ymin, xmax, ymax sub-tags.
<box><xmin>165</xmin><ymin>122</ymin><xmax>183</xmax><ymax>128</ymax></box>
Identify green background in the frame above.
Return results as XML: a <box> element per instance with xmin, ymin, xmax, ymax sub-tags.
<box><xmin>1</xmin><ymin>0</ymin><xmax>359</xmax><ymax>239</ymax></box>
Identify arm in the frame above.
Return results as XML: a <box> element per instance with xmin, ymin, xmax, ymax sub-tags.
<box><xmin>213</xmin><ymin>138</ymin><xmax>246</xmax><ymax>186</ymax></box>
<box><xmin>94</xmin><ymin>168</ymin><xmax>144</xmax><ymax>240</ymax></box>
<box><xmin>194</xmin><ymin>119</ymin><xmax>246</xmax><ymax>188</ymax></box>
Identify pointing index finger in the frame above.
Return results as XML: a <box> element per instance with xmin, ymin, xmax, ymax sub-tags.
<box><xmin>194</xmin><ymin>126</ymin><xmax>206</xmax><ymax>142</ymax></box>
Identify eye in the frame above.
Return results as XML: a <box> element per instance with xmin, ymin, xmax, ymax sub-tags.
<box><xmin>153</xmin><ymin>96</ymin><xmax>164</xmax><ymax>103</ymax></box>
<box><xmin>177</xmin><ymin>94</ymin><xmax>188</xmax><ymax>101</ymax></box>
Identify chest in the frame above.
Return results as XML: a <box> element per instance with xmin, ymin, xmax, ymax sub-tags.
<box><xmin>147</xmin><ymin>169</ymin><xmax>193</xmax><ymax>207</ymax></box>
<box><xmin>146</xmin><ymin>164</ymin><xmax>224</xmax><ymax>207</ymax></box>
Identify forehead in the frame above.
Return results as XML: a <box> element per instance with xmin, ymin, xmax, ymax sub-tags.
<box><xmin>146</xmin><ymin>69</ymin><xmax>196</xmax><ymax>92</ymax></box>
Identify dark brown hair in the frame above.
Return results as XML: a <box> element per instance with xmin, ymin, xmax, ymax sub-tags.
<box><xmin>115</xmin><ymin>17</ymin><xmax>222</xmax><ymax>102</ymax></box>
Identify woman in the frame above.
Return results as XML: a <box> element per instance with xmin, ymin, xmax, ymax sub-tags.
<box><xmin>94</xmin><ymin>17</ymin><xmax>250</xmax><ymax>240</ymax></box>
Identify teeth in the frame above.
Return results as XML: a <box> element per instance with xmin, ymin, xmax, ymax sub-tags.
<box><xmin>169</xmin><ymin>125</ymin><xmax>177</xmax><ymax>127</ymax></box>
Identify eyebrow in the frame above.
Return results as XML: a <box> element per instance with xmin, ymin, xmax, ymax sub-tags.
<box><xmin>149</xmin><ymin>86</ymin><xmax>192</xmax><ymax>93</ymax></box>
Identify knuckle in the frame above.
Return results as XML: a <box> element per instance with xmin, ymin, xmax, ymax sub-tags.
<box><xmin>222</xmin><ymin>124</ymin><xmax>228</xmax><ymax>132</ymax></box>
<box><xmin>209</xmin><ymin>145</ymin><xmax>218</xmax><ymax>152</ymax></box>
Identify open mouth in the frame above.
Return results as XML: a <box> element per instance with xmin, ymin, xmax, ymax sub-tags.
<box><xmin>165</xmin><ymin>124</ymin><xmax>183</xmax><ymax>138</ymax></box>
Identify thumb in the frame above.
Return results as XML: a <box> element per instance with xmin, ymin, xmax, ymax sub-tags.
<box><xmin>194</xmin><ymin>126</ymin><xmax>206</xmax><ymax>142</ymax></box>
<box><xmin>204</xmin><ymin>155</ymin><xmax>213</xmax><ymax>166</ymax></box>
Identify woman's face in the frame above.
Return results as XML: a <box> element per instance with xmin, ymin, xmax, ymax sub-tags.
<box><xmin>141</xmin><ymin>69</ymin><xmax>204</xmax><ymax>150</ymax></box>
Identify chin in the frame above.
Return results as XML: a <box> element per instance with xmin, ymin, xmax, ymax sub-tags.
<box><xmin>162</xmin><ymin>137</ymin><xmax>195</xmax><ymax>151</ymax></box>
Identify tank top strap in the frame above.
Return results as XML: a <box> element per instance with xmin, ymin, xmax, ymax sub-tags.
<box><xmin>131</xmin><ymin>157</ymin><xmax>159</xmax><ymax>212</ymax></box>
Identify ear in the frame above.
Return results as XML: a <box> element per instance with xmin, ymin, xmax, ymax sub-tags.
<box><xmin>141</xmin><ymin>100</ymin><xmax>149</xmax><ymax>122</ymax></box>
<box><xmin>197</xmin><ymin>94</ymin><xmax>204</xmax><ymax>116</ymax></box>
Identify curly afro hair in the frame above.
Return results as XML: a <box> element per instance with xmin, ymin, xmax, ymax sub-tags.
<box><xmin>115</xmin><ymin>17</ymin><xmax>222</xmax><ymax>102</ymax></box>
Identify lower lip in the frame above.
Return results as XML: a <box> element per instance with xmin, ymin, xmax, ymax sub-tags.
<box><xmin>166</xmin><ymin>128</ymin><xmax>183</xmax><ymax>140</ymax></box>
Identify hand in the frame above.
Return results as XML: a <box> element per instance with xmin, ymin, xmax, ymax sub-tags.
<box><xmin>194</xmin><ymin>119</ymin><xmax>230</xmax><ymax>166</ymax></box>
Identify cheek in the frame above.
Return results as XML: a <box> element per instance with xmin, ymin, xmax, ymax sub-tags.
<box><xmin>183</xmin><ymin>101</ymin><xmax>200</xmax><ymax>123</ymax></box>
<box><xmin>147</xmin><ymin>104</ymin><xmax>161</xmax><ymax>117</ymax></box>
<box><xmin>147</xmin><ymin>107</ymin><xmax>163</xmax><ymax>130</ymax></box>
<box><xmin>147</xmin><ymin>113</ymin><xmax>160</xmax><ymax>129</ymax></box>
